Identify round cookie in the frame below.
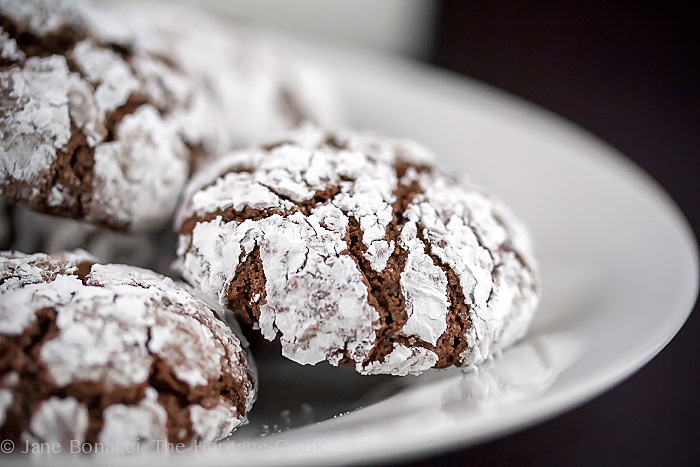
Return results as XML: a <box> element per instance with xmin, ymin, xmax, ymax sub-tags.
<box><xmin>0</xmin><ymin>0</ymin><xmax>218</xmax><ymax>230</ymax></box>
<box><xmin>86</xmin><ymin>1</ymin><xmax>342</xmax><ymax>156</ymax></box>
<box><xmin>0</xmin><ymin>251</ymin><xmax>256</xmax><ymax>449</ymax></box>
<box><xmin>175</xmin><ymin>125</ymin><xmax>540</xmax><ymax>376</ymax></box>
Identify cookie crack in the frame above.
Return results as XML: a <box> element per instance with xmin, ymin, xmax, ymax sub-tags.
<box><xmin>0</xmin><ymin>306</ymin><xmax>148</xmax><ymax>444</ymax></box>
<box><xmin>179</xmin><ymin>185</ymin><xmax>342</xmax><ymax>237</ymax></box>
<box><xmin>226</xmin><ymin>245</ymin><xmax>266</xmax><ymax>325</ymax></box>
<box><xmin>258</xmin><ymin>183</ymin><xmax>341</xmax><ymax>216</ymax></box>
<box><xmin>0</xmin><ymin>267</ymin><xmax>251</xmax><ymax>446</ymax></box>
<box><xmin>414</xmin><ymin>227</ymin><xmax>471</xmax><ymax>367</ymax></box>
<box><xmin>394</xmin><ymin>159</ymin><xmax>433</xmax><ymax>179</ymax></box>
<box><xmin>31</xmin><ymin>122</ymin><xmax>100</xmax><ymax>224</ymax></box>
<box><xmin>102</xmin><ymin>93</ymin><xmax>149</xmax><ymax>141</ymax></box>
<box><xmin>144</xmin><ymin>305</ymin><xmax>251</xmax><ymax>444</ymax></box>
<box><xmin>453</xmin><ymin>208</ymin><xmax>497</xmax><ymax>307</ymax></box>
<box><xmin>179</xmin><ymin>207</ymin><xmax>292</xmax><ymax>236</ymax></box>
<box><xmin>2</xmin><ymin>10</ymin><xmax>193</xmax><ymax>229</ymax></box>
<box><xmin>0</xmin><ymin>14</ymin><xmax>86</xmax><ymax>67</ymax></box>
<box><xmin>492</xmin><ymin>213</ymin><xmax>537</xmax><ymax>279</ymax></box>
<box><xmin>351</xmin><ymin>165</ymin><xmax>428</xmax><ymax>367</ymax></box>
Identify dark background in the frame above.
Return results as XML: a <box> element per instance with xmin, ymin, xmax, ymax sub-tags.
<box><xmin>404</xmin><ymin>1</ymin><xmax>699</xmax><ymax>466</ymax></box>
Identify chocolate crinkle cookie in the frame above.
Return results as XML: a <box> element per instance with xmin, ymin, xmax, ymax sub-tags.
<box><xmin>0</xmin><ymin>251</ymin><xmax>256</xmax><ymax>449</ymax></box>
<box><xmin>175</xmin><ymin>125</ymin><xmax>540</xmax><ymax>376</ymax></box>
<box><xmin>86</xmin><ymin>1</ymin><xmax>342</xmax><ymax>155</ymax></box>
<box><xmin>0</xmin><ymin>0</ymin><xmax>218</xmax><ymax>230</ymax></box>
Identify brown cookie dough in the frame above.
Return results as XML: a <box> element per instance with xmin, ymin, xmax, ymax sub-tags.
<box><xmin>0</xmin><ymin>251</ymin><xmax>256</xmax><ymax>449</ymax></box>
<box><xmin>175</xmin><ymin>125</ymin><xmax>540</xmax><ymax>376</ymax></box>
<box><xmin>86</xmin><ymin>1</ymin><xmax>342</xmax><ymax>156</ymax></box>
<box><xmin>0</xmin><ymin>0</ymin><xmax>218</xmax><ymax>230</ymax></box>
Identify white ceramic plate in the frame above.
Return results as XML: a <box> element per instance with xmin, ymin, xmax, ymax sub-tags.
<box><xmin>177</xmin><ymin>45</ymin><xmax>698</xmax><ymax>466</ymax></box>
<box><xmin>14</xmin><ymin>46</ymin><xmax>698</xmax><ymax>466</ymax></box>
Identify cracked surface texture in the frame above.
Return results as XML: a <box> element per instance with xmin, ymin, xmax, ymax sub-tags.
<box><xmin>0</xmin><ymin>0</ymin><xmax>217</xmax><ymax>230</ymax></box>
<box><xmin>176</xmin><ymin>125</ymin><xmax>540</xmax><ymax>375</ymax></box>
<box><xmin>85</xmin><ymin>1</ymin><xmax>342</xmax><ymax>157</ymax></box>
<box><xmin>0</xmin><ymin>250</ymin><xmax>256</xmax><ymax>448</ymax></box>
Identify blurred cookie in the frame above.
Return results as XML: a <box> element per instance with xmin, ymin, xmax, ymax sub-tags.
<box><xmin>0</xmin><ymin>250</ymin><xmax>256</xmax><ymax>449</ymax></box>
<box><xmin>87</xmin><ymin>1</ymin><xmax>342</xmax><ymax>157</ymax></box>
<box><xmin>175</xmin><ymin>125</ymin><xmax>540</xmax><ymax>376</ymax></box>
<box><xmin>0</xmin><ymin>0</ymin><xmax>218</xmax><ymax>230</ymax></box>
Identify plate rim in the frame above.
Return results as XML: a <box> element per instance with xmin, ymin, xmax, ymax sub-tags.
<box><xmin>195</xmin><ymin>50</ymin><xmax>700</xmax><ymax>467</ymax></box>
<box><xmin>4</xmin><ymin>45</ymin><xmax>698</xmax><ymax>467</ymax></box>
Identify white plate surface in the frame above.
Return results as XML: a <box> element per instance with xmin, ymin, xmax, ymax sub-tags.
<box><xmin>13</xmin><ymin>45</ymin><xmax>699</xmax><ymax>467</ymax></box>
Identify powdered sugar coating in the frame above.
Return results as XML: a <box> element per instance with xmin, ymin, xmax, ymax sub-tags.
<box><xmin>177</xmin><ymin>126</ymin><xmax>540</xmax><ymax>375</ymax></box>
<box><xmin>70</xmin><ymin>39</ymin><xmax>138</xmax><ymax>113</ymax></box>
<box><xmin>0</xmin><ymin>251</ymin><xmax>256</xmax><ymax>446</ymax></box>
<box><xmin>178</xmin><ymin>125</ymin><xmax>430</xmax><ymax>273</ymax></box>
<box><xmin>404</xmin><ymin>175</ymin><xmax>540</xmax><ymax>364</ymax></box>
<box><xmin>0</xmin><ymin>0</ymin><xmax>80</xmax><ymax>37</ymax></box>
<box><xmin>189</xmin><ymin>402</ymin><xmax>241</xmax><ymax>444</ymax></box>
<box><xmin>0</xmin><ymin>56</ymin><xmax>72</xmax><ymax>185</ymax></box>
<box><xmin>97</xmin><ymin>387</ymin><xmax>167</xmax><ymax>450</ymax></box>
<box><xmin>0</xmin><ymin>373</ymin><xmax>17</xmax><ymax>426</ymax></box>
<box><xmin>0</xmin><ymin>0</ymin><xmax>214</xmax><ymax>230</ymax></box>
<box><xmin>360</xmin><ymin>344</ymin><xmax>439</xmax><ymax>376</ymax></box>
<box><xmin>399</xmin><ymin>221</ymin><xmax>449</xmax><ymax>346</ymax></box>
<box><xmin>38</xmin><ymin>271</ymin><xmax>152</xmax><ymax>388</ymax></box>
<box><xmin>24</xmin><ymin>396</ymin><xmax>89</xmax><ymax>447</ymax></box>
<box><xmin>85</xmin><ymin>1</ymin><xmax>342</xmax><ymax>155</ymax></box>
<box><xmin>0</xmin><ymin>391</ymin><xmax>11</xmax><ymax>426</ymax></box>
<box><xmin>0</xmin><ymin>30</ymin><xmax>24</xmax><ymax>62</ymax></box>
<box><xmin>256</xmin><ymin>212</ymin><xmax>379</xmax><ymax>365</ymax></box>
<box><xmin>90</xmin><ymin>106</ymin><xmax>188</xmax><ymax>229</ymax></box>
<box><xmin>0</xmin><ymin>249</ymin><xmax>94</xmax><ymax>336</ymax></box>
